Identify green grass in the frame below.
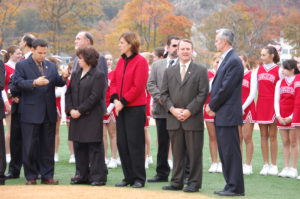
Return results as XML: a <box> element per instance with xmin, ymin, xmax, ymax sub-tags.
<box><xmin>4</xmin><ymin>125</ymin><xmax>300</xmax><ymax>199</ymax></box>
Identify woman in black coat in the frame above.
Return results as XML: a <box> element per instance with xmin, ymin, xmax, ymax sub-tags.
<box><xmin>65</xmin><ymin>47</ymin><xmax>107</xmax><ymax>186</ymax></box>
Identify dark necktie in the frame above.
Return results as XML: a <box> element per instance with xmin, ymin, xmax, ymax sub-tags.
<box><xmin>37</xmin><ymin>63</ymin><xmax>44</xmax><ymax>75</ymax></box>
<box><xmin>168</xmin><ymin>59</ymin><xmax>175</xmax><ymax>68</ymax></box>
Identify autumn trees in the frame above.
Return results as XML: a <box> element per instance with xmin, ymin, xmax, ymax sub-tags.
<box><xmin>0</xmin><ymin>0</ymin><xmax>23</xmax><ymax>49</ymax></box>
<box><xmin>102</xmin><ymin>0</ymin><xmax>192</xmax><ymax>55</ymax></box>
<box><xmin>198</xmin><ymin>2</ymin><xmax>281</xmax><ymax>61</ymax></box>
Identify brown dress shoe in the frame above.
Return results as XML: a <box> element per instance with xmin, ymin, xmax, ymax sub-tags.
<box><xmin>41</xmin><ymin>178</ymin><xmax>59</xmax><ymax>185</ymax></box>
<box><xmin>26</xmin><ymin>179</ymin><xmax>37</xmax><ymax>185</ymax></box>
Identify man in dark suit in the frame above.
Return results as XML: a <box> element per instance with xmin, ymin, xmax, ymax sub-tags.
<box><xmin>0</xmin><ymin>60</ymin><xmax>6</xmax><ymax>185</ymax></box>
<box><xmin>147</xmin><ymin>35</ymin><xmax>180</xmax><ymax>183</ymax></box>
<box><xmin>14</xmin><ymin>39</ymin><xmax>70</xmax><ymax>185</ymax></box>
<box><xmin>71</xmin><ymin>31</ymin><xmax>108</xmax><ymax>182</ymax></box>
<box><xmin>161</xmin><ymin>39</ymin><xmax>209</xmax><ymax>192</ymax></box>
<box><xmin>206</xmin><ymin>28</ymin><xmax>245</xmax><ymax>196</ymax></box>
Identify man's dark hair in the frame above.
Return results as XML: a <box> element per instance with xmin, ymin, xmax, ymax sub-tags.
<box><xmin>166</xmin><ymin>35</ymin><xmax>180</xmax><ymax>46</ymax></box>
<box><xmin>22</xmin><ymin>34</ymin><xmax>36</xmax><ymax>48</ymax></box>
<box><xmin>32</xmin><ymin>39</ymin><xmax>48</xmax><ymax>49</ymax></box>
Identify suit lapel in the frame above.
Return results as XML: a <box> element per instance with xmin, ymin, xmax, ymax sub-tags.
<box><xmin>181</xmin><ymin>62</ymin><xmax>195</xmax><ymax>86</ymax></box>
<box><xmin>27</xmin><ymin>56</ymin><xmax>41</xmax><ymax>77</ymax></box>
<box><xmin>43</xmin><ymin>61</ymin><xmax>50</xmax><ymax>77</ymax></box>
<box><xmin>212</xmin><ymin>49</ymin><xmax>234</xmax><ymax>84</ymax></box>
<box><xmin>173</xmin><ymin>63</ymin><xmax>181</xmax><ymax>84</ymax></box>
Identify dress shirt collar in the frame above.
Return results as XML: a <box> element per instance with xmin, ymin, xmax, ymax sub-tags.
<box><xmin>179</xmin><ymin>60</ymin><xmax>191</xmax><ymax>72</ymax></box>
<box><xmin>166</xmin><ymin>57</ymin><xmax>177</xmax><ymax>68</ymax></box>
<box><xmin>24</xmin><ymin>51</ymin><xmax>32</xmax><ymax>59</ymax></box>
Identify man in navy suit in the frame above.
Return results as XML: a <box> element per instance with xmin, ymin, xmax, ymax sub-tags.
<box><xmin>14</xmin><ymin>39</ymin><xmax>70</xmax><ymax>185</ymax></box>
<box><xmin>206</xmin><ymin>29</ymin><xmax>245</xmax><ymax>196</ymax></box>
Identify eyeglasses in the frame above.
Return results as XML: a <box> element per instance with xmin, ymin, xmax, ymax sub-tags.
<box><xmin>171</xmin><ymin>44</ymin><xmax>178</xmax><ymax>47</ymax></box>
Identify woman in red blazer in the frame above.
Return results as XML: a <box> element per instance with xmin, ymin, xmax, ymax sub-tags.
<box><xmin>110</xmin><ymin>32</ymin><xmax>148</xmax><ymax>188</ymax></box>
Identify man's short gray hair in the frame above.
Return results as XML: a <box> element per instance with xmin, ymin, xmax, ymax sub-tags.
<box><xmin>216</xmin><ymin>28</ymin><xmax>234</xmax><ymax>46</ymax></box>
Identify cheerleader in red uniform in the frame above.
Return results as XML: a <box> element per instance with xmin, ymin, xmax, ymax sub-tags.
<box><xmin>2</xmin><ymin>46</ymin><xmax>22</xmax><ymax>163</ymax></box>
<box><xmin>239</xmin><ymin>54</ymin><xmax>256</xmax><ymax>175</ymax></box>
<box><xmin>103</xmin><ymin>54</ymin><xmax>119</xmax><ymax>169</ymax></box>
<box><xmin>250</xmin><ymin>46</ymin><xmax>283</xmax><ymax>175</ymax></box>
<box><xmin>204</xmin><ymin>53</ymin><xmax>222</xmax><ymax>173</ymax></box>
<box><xmin>275</xmin><ymin>59</ymin><xmax>299</xmax><ymax>178</ymax></box>
<box><xmin>292</xmin><ymin>59</ymin><xmax>300</xmax><ymax>180</ymax></box>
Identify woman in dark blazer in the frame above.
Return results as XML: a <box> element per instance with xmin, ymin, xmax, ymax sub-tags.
<box><xmin>65</xmin><ymin>47</ymin><xmax>107</xmax><ymax>186</ymax></box>
<box><xmin>110</xmin><ymin>32</ymin><xmax>149</xmax><ymax>188</ymax></box>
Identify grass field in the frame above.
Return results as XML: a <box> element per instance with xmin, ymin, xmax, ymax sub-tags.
<box><xmin>3</xmin><ymin>125</ymin><xmax>300</xmax><ymax>199</ymax></box>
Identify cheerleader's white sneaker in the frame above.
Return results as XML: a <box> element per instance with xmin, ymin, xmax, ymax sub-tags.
<box><xmin>278</xmin><ymin>167</ymin><xmax>289</xmax><ymax>177</ymax></box>
<box><xmin>54</xmin><ymin>153</ymin><xmax>59</xmax><ymax>162</ymax></box>
<box><xmin>268</xmin><ymin>164</ymin><xmax>278</xmax><ymax>176</ymax></box>
<box><xmin>69</xmin><ymin>154</ymin><xmax>75</xmax><ymax>163</ymax></box>
<box><xmin>243</xmin><ymin>164</ymin><xmax>253</xmax><ymax>175</ymax></box>
<box><xmin>168</xmin><ymin>159</ymin><xmax>173</xmax><ymax>169</ymax></box>
<box><xmin>260</xmin><ymin>164</ymin><xmax>269</xmax><ymax>176</ymax></box>
<box><xmin>107</xmin><ymin>158</ymin><xmax>118</xmax><ymax>169</ymax></box>
<box><xmin>286</xmin><ymin>168</ymin><xmax>298</xmax><ymax>178</ymax></box>
<box><xmin>147</xmin><ymin>156</ymin><xmax>153</xmax><ymax>164</ymax></box>
<box><xmin>6</xmin><ymin>154</ymin><xmax>11</xmax><ymax>163</ymax></box>
<box><xmin>216</xmin><ymin>162</ymin><xmax>223</xmax><ymax>173</ymax></box>
<box><xmin>208</xmin><ymin>163</ymin><xmax>218</xmax><ymax>173</ymax></box>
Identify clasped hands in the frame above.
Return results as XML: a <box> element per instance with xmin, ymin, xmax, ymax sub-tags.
<box><xmin>70</xmin><ymin>109</ymin><xmax>81</xmax><ymax>119</ymax></box>
<box><xmin>170</xmin><ymin>107</ymin><xmax>191</xmax><ymax>122</ymax></box>
<box><xmin>277</xmin><ymin>116</ymin><xmax>291</xmax><ymax>125</ymax></box>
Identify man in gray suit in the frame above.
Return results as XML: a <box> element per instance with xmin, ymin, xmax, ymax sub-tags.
<box><xmin>147</xmin><ymin>36</ymin><xmax>180</xmax><ymax>182</ymax></box>
<box><xmin>161</xmin><ymin>39</ymin><xmax>209</xmax><ymax>192</ymax></box>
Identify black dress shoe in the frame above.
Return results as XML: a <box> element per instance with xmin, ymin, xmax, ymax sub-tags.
<box><xmin>162</xmin><ymin>185</ymin><xmax>182</xmax><ymax>191</ymax></box>
<box><xmin>5</xmin><ymin>173</ymin><xmax>20</xmax><ymax>179</ymax></box>
<box><xmin>183</xmin><ymin>184</ymin><xmax>199</xmax><ymax>193</ymax></box>
<box><xmin>70</xmin><ymin>179</ymin><xmax>89</xmax><ymax>185</ymax></box>
<box><xmin>115</xmin><ymin>180</ymin><xmax>130</xmax><ymax>187</ymax></box>
<box><xmin>131</xmin><ymin>181</ymin><xmax>144</xmax><ymax>188</ymax></box>
<box><xmin>147</xmin><ymin>176</ymin><xmax>168</xmax><ymax>183</ymax></box>
<box><xmin>218</xmin><ymin>190</ymin><xmax>245</xmax><ymax>196</ymax></box>
<box><xmin>90</xmin><ymin>181</ymin><xmax>106</xmax><ymax>186</ymax></box>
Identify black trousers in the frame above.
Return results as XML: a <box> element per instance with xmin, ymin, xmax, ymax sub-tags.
<box><xmin>75</xmin><ymin>141</ymin><xmax>107</xmax><ymax>182</ymax></box>
<box><xmin>8</xmin><ymin>103</ymin><xmax>22</xmax><ymax>176</ymax></box>
<box><xmin>117</xmin><ymin>106</ymin><xmax>146</xmax><ymax>184</ymax></box>
<box><xmin>21</xmin><ymin>117</ymin><xmax>56</xmax><ymax>180</ymax></box>
<box><xmin>0</xmin><ymin>120</ymin><xmax>6</xmax><ymax>181</ymax></box>
<box><xmin>73</xmin><ymin>142</ymin><xmax>80</xmax><ymax>176</ymax></box>
<box><xmin>215</xmin><ymin>126</ymin><xmax>244</xmax><ymax>194</ymax></box>
<box><xmin>155</xmin><ymin>118</ymin><xmax>170</xmax><ymax>178</ymax></box>
<box><xmin>169</xmin><ymin>127</ymin><xmax>203</xmax><ymax>189</ymax></box>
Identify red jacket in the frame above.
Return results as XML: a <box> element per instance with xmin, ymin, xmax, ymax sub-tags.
<box><xmin>110</xmin><ymin>54</ymin><xmax>148</xmax><ymax>107</ymax></box>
